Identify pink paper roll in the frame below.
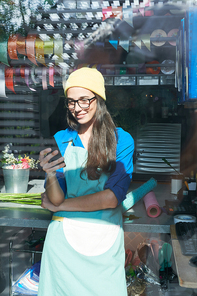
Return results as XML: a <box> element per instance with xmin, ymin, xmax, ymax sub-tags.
<box><xmin>143</xmin><ymin>191</ymin><xmax>161</xmax><ymax>218</ymax></box>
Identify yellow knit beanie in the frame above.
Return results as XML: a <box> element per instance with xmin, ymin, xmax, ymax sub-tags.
<box><xmin>64</xmin><ymin>67</ymin><xmax>106</xmax><ymax>100</ymax></box>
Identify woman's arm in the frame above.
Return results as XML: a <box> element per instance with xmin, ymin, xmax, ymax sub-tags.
<box><xmin>39</xmin><ymin>148</ymin><xmax>66</xmax><ymax>206</ymax></box>
<box><xmin>104</xmin><ymin>129</ymin><xmax>134</xmax><ymax>205</ymax></box>
<box><xmin>41</xmin><ymin>188</ymin><xmax>118</xmax><ymax>212</ymax></box>
<box><xmin>41</xmin><ymin>129</ymin><xmax>134</xmax><ymax>212</ymax></box>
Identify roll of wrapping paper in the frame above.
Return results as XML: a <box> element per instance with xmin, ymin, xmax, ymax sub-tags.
<box><xmin>25</xmin><ymin>68</ymin><xmax>36</xmax><ymax>92</ymax></box>
<box><xmin>174</xmin><ymin>215</ymin><xmax>196</xmax><ymax>224</ymax></box>
<box><xmin>0</xmin><ymin>26</ymin><xmax>9</xmax><ymax>66</ymax></box>
<box><xmin>44</xmin><ymin>40</ymin><xmax>53</xmax><ymax>55</ymax></box>
<box><xmin>49</xmin><ymin>66</ymin><xmax>54</xmax><ymax>87</ymax></box>
<box><xmin>15</xmin><ymin>68</ymin><xmax>21</xmax><ymax>85</ymax></box>
<box><xmin>54</xmin><ymin>39</ymin><xmax>63</xmax><ymax>65</ymax></box>
<box><xmin>0</xmin><ymin>64</ymin><xmax>7</xmax><ymax>98</ymax></box>
<box><xmin>143</xmin><ymin>191</ymin><xmax>161</xmax><ymax>218</ymax></box>
<box><xmin>168</xmin><ymin>29</ymin><xmax>179</xmax><ymax>46</ymax></box>
<box><xmin>31</xmin><ymin>66</ymin><xmax>40</xmax><ymax>85</ymax></box>
<box><xmin>35</xmin><ymin>37</ymin><xmax>45</xmax><ymax>65</ymax></box>
<box><xmin>17</xmin><ymin>34</ymin><xmax>26</xmax><ymax>56</ymax></box>
<box><xmin>161</xmin><ymin>60</ymin><xmax>175</xmax><ymax>75</ymax></box>
<box><xmin>20</xmin><ymin>66</ymin><xmax>25</xmax><ymax>79</ymax></box>
<box><xmin>26</xmin><ymin>34</ymin><xmax>37</xmax><ymax>65</ymax></box>
<box><xmin>42</xmin><ymin>67</ymin><xmax>47</xmax><ymax>90</ymax></box>
<box><xmin>8</xmin><ymin>34</ymin><xmax>18</xmax><ymax>60</ymax></box>
<box><xmin>121</xmin><ymin>178</ymin><xmax>157</xmax><ymax>213</ymax></box>
<box><xmin>5</xmin><ymin>67</ymin><xmax>15</xmax><ymax>93</ymax></box>
<box><xmin>146</xmin><ymin>60</ymin><xmax>160</xmax><ymax>74</ymax></box>
<box><xmin>151</xmin><ymin>29</ymin><xmax>167</xmax><ymax>46</ymax></box>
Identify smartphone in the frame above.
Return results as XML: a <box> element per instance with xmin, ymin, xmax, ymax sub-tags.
<box><xmin>49</xmin><ymin>137</ymin><xmax>65</xmax><ymax>164</ymax></box>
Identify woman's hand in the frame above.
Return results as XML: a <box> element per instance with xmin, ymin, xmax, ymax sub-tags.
<box><xmin>41</xmin><ymin>192</ymin><xmax>59</xmax><ymax>212</ymax></box>
<box><xmin>39</xmin><ymin>148</ymin><xmax>65</xmax><ymax>175</ymax></box>
<box><xmin>39</xmin><ymin>148</ymin><xmax>65</xmax><ymax>206</ymax></box>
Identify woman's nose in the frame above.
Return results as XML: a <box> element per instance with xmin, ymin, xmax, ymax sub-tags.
<box><xmin>74</xmin><ymin>102</ymin><xmax>82</xmax><ymax>112</ymax></box>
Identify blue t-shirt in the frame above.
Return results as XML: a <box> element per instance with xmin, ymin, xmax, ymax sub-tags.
<box><xmin>54</xmin><ymin>127</ymin><xmax>134</xmax><ymax>205</ymax></box>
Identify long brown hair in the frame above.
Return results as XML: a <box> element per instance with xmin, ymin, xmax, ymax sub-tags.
<box><xmin>66</xmin><ymin>94</ymin><xmax>117</xmax><ymax>180</ymax></box>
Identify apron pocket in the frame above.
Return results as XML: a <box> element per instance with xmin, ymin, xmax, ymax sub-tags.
<box><xmin>62</xmin><ymin>217</ymin><xmax>120</xmax><ymax>256</ymax></box>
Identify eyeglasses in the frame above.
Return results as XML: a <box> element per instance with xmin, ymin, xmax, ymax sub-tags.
<box><xmin>65</xmin><ymin>96</ymin><xmax>96</xmax><ymax>110</ymax></box>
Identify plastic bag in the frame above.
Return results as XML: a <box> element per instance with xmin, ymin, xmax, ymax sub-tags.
<box><xmin>12</xmin><ymin>261</ymin><xmax>40</xmax><ymax>295</ymax></box>
<box><xmin>132</xmin><ymin>238</ymin><xmax>173</xmax><ymax>274</ymax></box>
<box><xmin>125</xmin><ymin>239</ymin><xmax>163</xmax><ymax>296</ymax></box>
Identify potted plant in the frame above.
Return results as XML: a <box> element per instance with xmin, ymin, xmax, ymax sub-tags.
<box><xmin>1</xmin><ymin>144</ymin><xmax>39</xmax><ymax>193</ymax></box>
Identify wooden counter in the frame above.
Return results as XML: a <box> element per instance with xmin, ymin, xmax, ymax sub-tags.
<box><xmin>171</xmin><ymin>224</ymin><xmax>197</xmax><ymax>288</ymax></box>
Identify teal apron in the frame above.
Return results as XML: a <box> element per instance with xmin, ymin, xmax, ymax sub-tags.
<box><xmin>38</xmin><ymin>144</ymin><xmax>127</xmax><ymax>296</ymax></box>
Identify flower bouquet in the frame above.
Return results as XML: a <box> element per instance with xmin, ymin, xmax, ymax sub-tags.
<box><xmin>1</xmin><ymin>144</ymin><xmax>39</xmax><ymax>169</ymax></box>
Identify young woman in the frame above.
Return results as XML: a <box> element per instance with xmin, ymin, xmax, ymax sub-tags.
<box><xmin>38</xmin><ymin>67</ymin><xmax>134</xmax><ymax>296</ymax></box>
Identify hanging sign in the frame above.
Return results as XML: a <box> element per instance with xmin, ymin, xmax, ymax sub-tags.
<box><xmin>119</xmin><ymin>39</ymin><xmax>129</xmax><ymax>52</ymax></box>
<box><xmin>141</xmin><ymin>34</ymin><xmax>151</xmax><ymax>51</ymax></box>
<box><xmin>139</xmin><ymin>8</ymin><xmax>144</xmax><ymax>16</ymax></box>
<box><xmin>133</xmin><ymin>37</ymin><xmax>142</xmax><ymax>49</ymax></box>
<box><xmin>0</xmin><ymin>64</ymin><xmax>7</xmax><ymax>97</ymax></box>
<box><xmin>109</xmin><ymin>39</ymin><xmax>118</xmax><ymax>49</ymax></box>
<box><xmin>112</xmin><ymin>7</ymin><xmax>122</xmax><ymax>20</ymax></box>
<box><xmin>122</xmin><ymin>7</ymin><xmax>133</xmax><ymax>27</ymax></box>
<box><xmin>26</xmin><ymin>34</ymin><xmax>37</xmax><ymax>65</ymax></box>
<box><xmin>8</xmin><ymin>35</ymin><xmax>18</xmax><ymax>60</ymax></box>
<box><xmin>102</xmin><ymin>7</ymin><xmax>112</xmax><ymax>21</ymax></box>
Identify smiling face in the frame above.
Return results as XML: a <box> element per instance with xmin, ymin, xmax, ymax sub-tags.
<box><xmin>66</xmin><ymin>87</ymin><xmax>97</xmax><ymax>131</ymax></box>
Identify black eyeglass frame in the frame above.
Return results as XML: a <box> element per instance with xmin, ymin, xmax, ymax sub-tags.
<box><xmin>65</xmin><ymin>96</ymin><xmax>96</xmax><ymax>110</ymax></box>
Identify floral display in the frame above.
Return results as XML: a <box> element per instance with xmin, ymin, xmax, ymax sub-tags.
<box><xmin>1</xmin><ymin>144</ymin><xmax>39</xmax><ymax>169</ymax></box>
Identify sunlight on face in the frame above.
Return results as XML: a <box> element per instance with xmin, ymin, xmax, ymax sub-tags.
<box><xmin>67</xmin><ymin>87</ymin><xmax>97</xmax><ymax>129</ymax></box>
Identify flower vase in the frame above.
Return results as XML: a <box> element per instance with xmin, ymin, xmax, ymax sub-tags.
<box><xmin>2</xmin><ymin>166</ymin><xmax>30</xmax><ymax>193</ymax></box>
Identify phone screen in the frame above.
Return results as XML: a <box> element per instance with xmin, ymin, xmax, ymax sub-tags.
<box><xmin>52</xmin><ymin>137</ymin><xmax>61</xmax><ymax>154</ymax></box>
<box><xmin>49</xmin><ymin>137</ymin><xmax>63</xmax><ymax>162</ymax></box>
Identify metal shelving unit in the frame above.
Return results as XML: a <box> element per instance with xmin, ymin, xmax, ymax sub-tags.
<box><xmin>9</xmin><ymin>230</ymin><xmax>45</xmax><ymax>296</ymax></box>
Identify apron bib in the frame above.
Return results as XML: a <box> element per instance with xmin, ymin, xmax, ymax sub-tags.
<box><xmin>38</xmin><ymin>144</ymin><xmax>127</xmax><ymax>296</ymax></box>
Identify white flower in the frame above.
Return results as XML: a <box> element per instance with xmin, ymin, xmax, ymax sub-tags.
<box><xmin>1</xmin><ymin>144</ymin><xmax>39</xmax><ymax>169</ymax></box>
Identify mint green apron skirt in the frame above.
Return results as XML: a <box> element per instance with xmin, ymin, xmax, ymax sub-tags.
<box><xmin>38</xmin><ymin>144</ymin><xmax>127</xmax><ymax>296</ymax></box>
